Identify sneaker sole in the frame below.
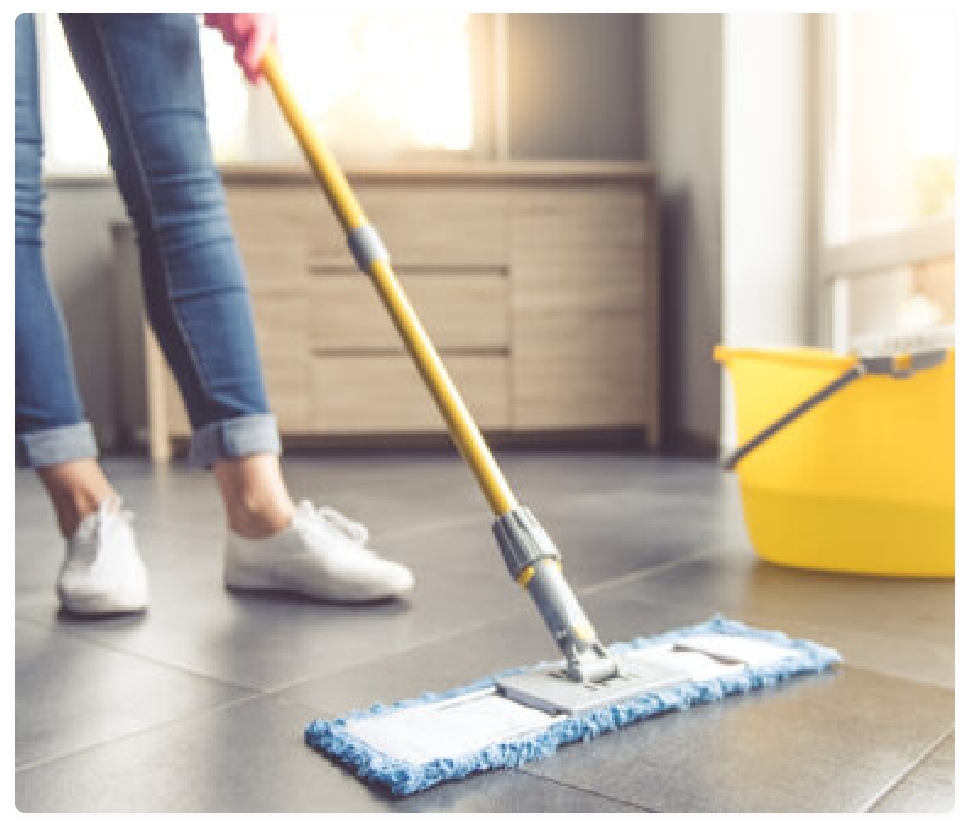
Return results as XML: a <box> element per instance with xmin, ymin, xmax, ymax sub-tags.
<box><xmin>224</xmin><ymin>559</ymin><xmax>413</xmax><ymax>603</ymax></box>
<box><xmin>58</xmin><ymin>592</ymin><xmax>149</xmax><ymax>616</ymax></box>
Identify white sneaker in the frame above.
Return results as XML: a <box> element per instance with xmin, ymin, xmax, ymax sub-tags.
<box><xmin>57</xmin><ymin>496</ymin><xmax>150</xmax><ymax>615</ymax></box>
<box><xmin>224</xmin><ymin>500</ymin><xmax>414</xmax><ymax>603</ymax></box>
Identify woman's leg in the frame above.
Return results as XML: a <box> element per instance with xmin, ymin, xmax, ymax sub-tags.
<box><xmin>59</xmin><ymin>13</ymin><xmax>293</xmax><ymax>537</ymax></box>
<box><xmin>15</xmin><ymin>13</ymin><xmax>116</xmax><ymax>538</ymax></box>
<box><xmin>54</xmin><ymin>14</ymin><xmax>412</xmax><ymax>603</ymax></box>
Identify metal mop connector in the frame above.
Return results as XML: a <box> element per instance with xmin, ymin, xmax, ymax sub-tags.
<box><xmin>493</xmin><ymin>507</ymin><xmax>618</xmax><ymax>683</ymax></box>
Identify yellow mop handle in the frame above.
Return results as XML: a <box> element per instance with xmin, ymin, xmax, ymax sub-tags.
<box><xmin>261</xmin><ymin>46</ymin><xmax>517</xmax><ymax>517</ymax></box>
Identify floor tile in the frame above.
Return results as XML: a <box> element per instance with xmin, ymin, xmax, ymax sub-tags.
<box><xmin>524</xmin><ymin>666</ymin><xmax>953</xmax><ymax>812</ymax></box>
<box><xmin>279</xmin><ymin>588</ymin><xmax>953</xmax><ymax>813</ymax></box>
<box><xmin>15</xmin><ymin>694</ymin><xmax>641</xmax><ymax>812</ymax></box>
<box><xmin>15</xmin><ymin>620</ymin><xmax>249</xmax><ymax>768</ymax></box>
<box><xmin>16</xmin><ymin>472</ymin><xmax>704</xmax><ymax>692</ymax></box>
<box><xmin>16</xmin><ymin>452</ymin><xmax>956</xmax><ymax>812</ymax></box>
<box><xmin>15</xmin><ymin>519</ymin><xmax>538</xmax><ymax>691</ymax></box>
<box><xmin>15</xmin><ymin>520</ymin><xmax>223</xmax><ymax>602</ymax></box>
<box><xmin>870</xmin><ymin>731</ymin><xmax>955</xmax><ymax>812</ymax></box>
<box><xmin>276</xmin><ymin>596</ymin><xmax>705</xmax><ymax>716</ymax></box>
<box><xmin>600</xmin><ymin>551</ymin><xmax>954</xmax><ymax>687</ymax></box>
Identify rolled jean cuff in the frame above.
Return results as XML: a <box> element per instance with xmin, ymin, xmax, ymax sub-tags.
<box><xmin>16</xmin><ymin>421</ymin><xmax>99</xmax><ymax>469</ymax></box>
<box><xmin>188</xmin><ymin>414</ymin><xmax>282</xmax><ymax>469</ymax></box>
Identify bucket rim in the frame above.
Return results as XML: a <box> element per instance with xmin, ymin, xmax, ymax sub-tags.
<box><xmin>713</xmin><ymin>345</ymin><xmax>955</xmax><ymax>371</ymax></box>
<box><xmin>713</xmin><ymin>346</ymin><xmax>857</xmax><ymax>371</ymax></box>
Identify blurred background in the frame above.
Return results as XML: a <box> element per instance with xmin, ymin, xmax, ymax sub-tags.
<box><xmin>35</xmin><ymin>12</ymin><xmax>955</xmax><ymax>458</ymax></box>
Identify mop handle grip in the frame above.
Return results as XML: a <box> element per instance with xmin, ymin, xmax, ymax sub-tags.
<box><xmin>260</xmin><ymin>46</ymin><xmax>518</xmax><ymax>517</ymax></box>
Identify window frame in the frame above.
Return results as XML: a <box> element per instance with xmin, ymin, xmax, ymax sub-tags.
<box><xmin>815</xmin><ymin>13</ymin><xmax>956</xmax><ymax>351</ymax></box>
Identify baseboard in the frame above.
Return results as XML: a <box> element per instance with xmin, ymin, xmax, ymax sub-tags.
<box><xmin>153</xmin><ymin>427</ymin><xmax>655</xmax><ymax>458</ymax></box>
<box><xmin>661</xmin><ymin>429</ymin><xmax>720</xmax><ymax>459</ymax></box>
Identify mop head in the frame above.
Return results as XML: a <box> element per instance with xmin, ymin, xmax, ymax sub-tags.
<box><xmin>304</xmin><ymin>616</ymin><xmax>841</xmax><ymax>796</ymax></box>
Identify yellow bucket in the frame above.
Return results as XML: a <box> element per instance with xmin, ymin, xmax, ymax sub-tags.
<box><xmin>714</xmin><ymin>345</ymin><xmax>955</xmax><ymax>577</ymax></box>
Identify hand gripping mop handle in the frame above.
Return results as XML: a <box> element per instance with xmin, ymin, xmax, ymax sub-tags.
<box><xmin>261</xmin><ymin>47</ymin><xmax>615</xmax><ymax>683</ymax></box>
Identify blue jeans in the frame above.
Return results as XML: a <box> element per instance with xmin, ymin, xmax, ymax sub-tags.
<box><xmin>15</xmin><ymin>13</ymin><xmax>280</xmax><ymax>469</ymax></box>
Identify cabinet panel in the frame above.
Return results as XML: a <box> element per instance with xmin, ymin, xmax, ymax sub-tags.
<box><xmin>310</xmin><ymin>354</ymin><xmax>509</xmax><ymax>432</ymax></box>
<box><xmin>310</xmin><ymin>273</ymin><xmax>508</xmax><ymax>353</ymax></box>
<box><xmin>308</xmin><ymin>187</ymin><xmax>508</xmax><ymax>269</ymax></box>
<box><xmin>137</xmin><ymin>167</ymin><xmax>658</xmax><ymax>455</ymax></box>
<box><xmin>253</xmin><ymin>292</ymin><xmax>310</xmax><ymax>431</ymax></box>
<box><xmin>226</xmin><ymin>188</ymin><xmax>319</xmax><ymax>291</ymax></box>
<box><xmin>510</xmin><ymin>186</ymin><xmax>649</xmax><ymax>429</ymax></box>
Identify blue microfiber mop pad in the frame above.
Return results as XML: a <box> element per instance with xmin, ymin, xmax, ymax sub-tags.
<box><xmin>304</xmin><ymin>616</ymin><xmax>841</xmax><ymax>796</ymax></box>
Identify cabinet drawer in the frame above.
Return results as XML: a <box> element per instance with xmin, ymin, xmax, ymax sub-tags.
<box><xmin>310</xmin><ymin>354</ymin><xmax>509</xmax><ymax>432</ymax></box>
<box><xmin>309</xmin><ymin>187</ymin><xmax>508</xmax><ymax>269</ymax></box>
<box><xmin>511</xmin><ymin>186</ymin><xmax>649</xmax><ymax>429</ymax></box>
<box><xmin>310</xmin><ymin>272</ymin><xmax>508</xmax><ymax>353</ymax></box>
<box><xmin>237</xmin><ymin>241</ymin><xmax>310</xmax><ymax>292</ymax></box>
<box><xmin>227</xmin><ymin>187</ymin><xmax>323</xmax><ymax>291</ymax></box>
<box><xmin>251</xmin><ymin>292</ymin><xmax>310</xmax><ymax>431</ymax></box>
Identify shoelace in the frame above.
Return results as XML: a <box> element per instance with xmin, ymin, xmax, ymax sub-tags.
<box><xmin>71</xmin><ymin>495</ymin><xmax>134</xmax><ymax>565</ymax></box>
<box><xmin>311</xmin><ymin>504</ymin><xmax>370</xmax><ymax>545</ymax></box>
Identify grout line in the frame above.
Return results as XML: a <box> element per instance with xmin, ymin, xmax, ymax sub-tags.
<box><xmin>860</xmin><ymin>726</ymin><xmax>955</xmax><ymax>813</ymax></box>
<box><xmin>15</xmin><ymin>690</ymin><xmax>269</xmax><ymax>774</ymax></box>
<box><xmin>519</xmin><ymin>768</ymin><xmax>658</xmax><ymax>812</ymax></box>
<box><xmin>370</xmin><ymin>512</ymin><xmax>487</xmax><ymax>546</ymax></box>
<box><xmin>576</xmin><ymin>549</ymin><xmax>711</xmax><ymax>599</ymax></box>
<box><xmin>14</xmin><ymin>614</ymin><xmax>261</xmax><ymax>696</ymax></box>
<box><xmin>632</xmin><ymin>593</ymin><xmax>957</xmax><ymax>691</ymax></box>
<box><xmin>264</xmin><ymin>553</ymin><xmax>716</xmax><ymax>696</ymax></box>
<box><xmin>263</xmin><ymin>608</ymin><xmax>538</xmax><ymax>697</ymax></box>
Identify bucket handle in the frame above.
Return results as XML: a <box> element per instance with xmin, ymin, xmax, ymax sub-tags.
<box><xmin>722</xmin><ymin>348</ymin><xmax>948</xmax><ymax>471</ymax></box>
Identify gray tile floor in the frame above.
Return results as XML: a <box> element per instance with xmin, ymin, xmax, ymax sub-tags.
<box><xmin>15</xmin><ymin>452</ymin><xmax>954</xmax><ymax>812</ymax></box>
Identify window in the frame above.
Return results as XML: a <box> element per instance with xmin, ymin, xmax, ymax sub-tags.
<box><xmin>38</xmin><ymin>12</ymin><xmax>476</xmax><ymax>173</ymax></box>
<box><xmin>818</xmin><ymin>13</ymin><xmax>955</xmax><ymax>352</ymax></box>
<box><xmin>272</xmin><ymin>13</ymin><xmax>474</xmax><ymax>162</ymax></box>
<box><xmin>39</xmin><ymin>14</ymin><xmax>108</xmax><ymax>172</ymax></box>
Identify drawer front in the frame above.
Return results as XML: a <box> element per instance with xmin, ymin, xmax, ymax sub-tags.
<box><xmin>309</xmin><ymin>272</ymin><xmax>508</xmax><ymax>353</ymax></box>
<box><xmin>237</xmin><ymin>241</ymin><xmax>311</xmax><ymax>292</ymax></box>
<box><xmin>252</xmin><ymin>292</ymin><xmax>310</xmax><ymax>431</ymax></box>
<box><xmin>511</xmin><ymin>308</ymin><xmax>647</xmax><ymax>428</ymax></box>
<box><xmin>308</xmin><ymin>187</ymin><xmax>508</xmax><ymax>269</ymax></box>
<box><xmin>227</xmin><ymin>185</ymin><xmax>509</xmax><ymax>282</ymax></box>
<box><xmin>226</xmin><ymin>187</ymin><xmax>323</xmax><ymax>291</ymax></box>
<box><xmin>310</xmin><ymin>354</ymin><xmax>509</xmax><ymax>432</ymax></box>
<box><xmin>511</xmin><ymin>186</ymin><xmax>649</xmax><ymax>429</ymax></box>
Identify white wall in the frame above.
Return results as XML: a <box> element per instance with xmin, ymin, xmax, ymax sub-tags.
<box><xmin>642</xmin><ymin>13</ymin><xmax>725</xmax><ymax>453</ymax></box>
<box><xmin>507</xmin><ymin>13</ymin><xmax>644</xmax><ymax>160</ymax></box>
<box><xmin>643</xmin><ymin>13</ymin><xmax>816</xmax><ymax>453</ymax></box>
<box><xmin>721</xmin><ymin>14</ymin><xmax>816</xmax><ymax>448</ymax></box>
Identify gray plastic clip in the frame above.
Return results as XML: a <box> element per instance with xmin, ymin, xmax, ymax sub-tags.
<box><xmin>492</xmin><ymin>506</ymin><xmax>560</xmax><ymax>580</ymax></box>
<box><xmin>860</xmin><ymin>347</ymin><xmax>948</xmax><ymax>379</ymax></box>
<box><xmin>346</xmin><ymin>225</ymin><xmax>390</xmax><ymax>272</ymax></box>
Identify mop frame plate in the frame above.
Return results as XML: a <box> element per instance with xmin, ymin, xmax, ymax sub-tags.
<box><xmin>304</xmin><ymin>616</ymin><xmax>842</xmax><ymax>796</ymax></box>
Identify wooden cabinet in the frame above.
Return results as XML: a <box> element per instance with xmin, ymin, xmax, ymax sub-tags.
<box><xmin>125</xmin><ymin>162</ymin><xmax>659</xmax><ymax>459</ymax></box>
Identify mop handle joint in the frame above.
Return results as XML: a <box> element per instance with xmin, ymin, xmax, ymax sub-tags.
<box><xmin>494</xmin><ymin>507</ymin><xmax>618</xmax><ymax>683</ymax></box>
<box><xmin>347</xmin><ymin>225</ymin><xmax>390</xmax><ymax>273</ymax></box>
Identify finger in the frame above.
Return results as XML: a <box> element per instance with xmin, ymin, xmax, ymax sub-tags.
<box><xmin>242</xmin><ymin>24</ymin><xmax>274</xmax><ymax>83</ymax></box>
